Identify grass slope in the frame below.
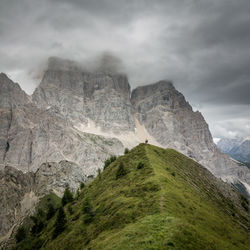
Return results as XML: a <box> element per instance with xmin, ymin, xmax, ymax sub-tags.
<box><xmin>14</xmin><ymin>144</ymin><xmax>250</xmax><ymax>250</ymax></box>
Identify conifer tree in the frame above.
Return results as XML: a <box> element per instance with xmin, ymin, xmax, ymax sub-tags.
<box><xmin>47</xmin><ymin>203</ymin><xmax>56</xmax><ymax>220</ymax></box>
<box><xmin>82</xmin><ymin>196</ymin><xmax>94</xmax><ymax>224</ymax></box>
<box><xmin>116</xmin><ymin>162</ymin><xmax>127</xmax><ymax>179</ymax></box>
<box><xmin>15</xmin><ymin>226</ymin><xmax>26</xmax><ymax>243</ymax></box>
<box><xmin>62</xmin><ymin>185</ymin><xmax>73</xmax><ymax>206</ymax></box>
<box><xmin>52</xmin><ymin>207</ymin><xmax>66</xmax><ymax>239</ymax></box>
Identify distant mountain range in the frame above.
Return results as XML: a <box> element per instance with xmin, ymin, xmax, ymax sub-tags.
<box><xmin>217</xmin><ymin>138</ymin><xmax>250</xmax><ymax>164</ymax></box>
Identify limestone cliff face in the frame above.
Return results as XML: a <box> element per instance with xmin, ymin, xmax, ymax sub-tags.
<box><xmin>0</xmin><ymin>166</ymin><xmax>35</xmax><ymax>241</ymax></box>
<box><xmin>131</xmin><ymin>81</ymin><xmax>250</xmax><ymax>191</ymax></box>
<box><xmin>131</xmin><ymin>80</ymin><xmax>214</xmax><ymax>154</ymax></box>
<box><xmin>32</xmin><ymin>57</ymin><xmax>135</xmax><ymax>133</ymax></box>
<box><xmin>0</xmin><ymin>72</ymin><xmax>124</xmax><ymax>174</ymax></box>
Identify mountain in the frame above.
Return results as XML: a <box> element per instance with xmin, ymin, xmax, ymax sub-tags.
<box><xmin>0</xmin><ymin>70</ymin><xmax>124</xmax><ymax>174</ymax></box>
<box><xmin>217</xmin><ymin>138</ymin><xmax>250</xmax><ymax>163</ymax></box>
<box><xmin>217</xmin><ymin>138</ymin><xmax>244</xmax><ymax>153</ymax></box>
<box><xmin>1</xmin><ymin>57</ymin><xmax>250</xmax><ymax>244</ymax></box>
<box><xmin>1</xmin><ymin>57</ymin><xmax>249</xmax><ymax>190</ymax></box>
<box><xmin>13</xmin><ymin>144</ymin><xmax>250</xmax><ymax>250</ymax></box>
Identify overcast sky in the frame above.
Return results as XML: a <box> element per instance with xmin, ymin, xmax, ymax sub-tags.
<box><xmin>0</xmin><ymin>0</ymin><xmax>250</xmax><ymax>140</ymax></box>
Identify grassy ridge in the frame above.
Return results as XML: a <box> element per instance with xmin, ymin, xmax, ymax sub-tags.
<box><xmin>14</xmin><ymin>144</ymin><xmax>250</xmax><ymax>250</ymax></box>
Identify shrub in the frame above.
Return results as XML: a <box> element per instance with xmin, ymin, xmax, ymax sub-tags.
<box><xmin>110</xmin><ymin>155</ymin><xmax>117</xmax><ymax>162</ymax></box>
<box><xmin>124</xmin><ymin>148</ymin><xmax>129</xmax><ymax>154</ymax></box>
<box><xmin>15</xmin><ymin>226</ymin><xmax>26</xmax><ymax>243</ymax></box>
<box><xmin>82</xmin><ymin>197</ymin><xmax>94</xmax><ymax>224</ymax></box>
<box><xmin>30</xmin><ymin>215</ymin><xmax>44</xmax><ymax>235</ymax></box>
<box><xmin>116</xmin><ymin>162</ymin><xmax>127</xmax><ymax>179</ymax></box>
<box><xmin>104</xmin><ymin>155</ymin><xmax>117</xmax><ymax>169</ymax></box>
<box><xmin>62</xmin><ymin>185</ymin><xmax>74</xmax><ymax>206</ymax></box>
<box><xmin>52</xmin><ymin>207</ymin><xmax>66</xmax><ymax>239</ymax></box>
<box><xmin>80</xmin><ymin>182</ymin><xmax>85</xmax><ymax>189</ymax></box>
<box><xmin>137</xmin><ymin>162</ymin><xmax>144</xmax><ymax>169</ymax></box>
<box><xmin>47</xmin><ymin>203</ymin><xmax>56</xmax><ymax>220</ymax></box>
<box><xmin>98</xmin><ymin>168</ymin><xmax>101</xmax><ymax>179</ymax></box>
<box><xmin>68</xmin><ymin>205</ymin><xmax>74</xmax><ymax>215</ymax></box>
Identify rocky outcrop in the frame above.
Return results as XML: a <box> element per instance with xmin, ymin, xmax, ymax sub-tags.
<box><xmin>0</xmin><ymin>166</ymin><xmax>35</xmax><ymax>242</ymax></box>
<box><xmin>0</xmin><ymin>160</ymin><xmax>86</xmax><ymax>243</ymax></box>
<box><xmin>0</xmin><ymin>72</ymin><xmax>124</xmax><ymax>174</ymax></box>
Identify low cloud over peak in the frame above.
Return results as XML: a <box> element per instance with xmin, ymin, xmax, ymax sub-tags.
<box><xmin>0</xmin><ymin>0</ymin><xmax>249</xmax><ymax>139</ymax></box>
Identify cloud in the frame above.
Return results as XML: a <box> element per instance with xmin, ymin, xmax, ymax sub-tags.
<box><xmin>0</xmin><ymin>0</ymin><xmax>249</xmax><ymax>138</ymax></box>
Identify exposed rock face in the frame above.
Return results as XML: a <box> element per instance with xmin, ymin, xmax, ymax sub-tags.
<box><xmin>34</xmin><ymin>160</ymin><xmax>87</xmax><ymax>196</ymax></box>
<box><xmin>32</xmin><ymin>57</ymin><xmax>135</xmax><ymax>133</ymax></box>
<box><xmin>0</xmin><ymin>71</ymin><xmax>124</xmax><ymax>174</ymax></box>
<box><xmin>131</xmin><ymin>81</ymin><xmax>250</xmax><ymax>193</ymax></box>
<box><xmin>0</xmin><ymin>166</ymin><xmax>35</xmax><ymax>242</ymax></box>
<box><xmin>0</xmin><ymin>161</ymin><xmax>86</xmax><ymax>242</ymax></box>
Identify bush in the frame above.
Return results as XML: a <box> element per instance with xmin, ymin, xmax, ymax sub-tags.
<box><xmin>52</xmin><ymin>207</ymin><xmax>66</xmax><ymax>239</ymax></box>
<box><xmin>62</xmin><ymin>185</ymin><xmax>74</xmax><ymax>206</ymax></box>
<box><xmin>68</xmin><ymin>205</ymin><xmax>74</xmax><ymax>215</ymax></box>
<box><xmin>104</xmin><ymin>159</ymin><xmax>111</xmax><ymax>169</ymax></box>
<box><xmin>82</xmin><ymin>197</ymin><xmax>94</xmax><ymax>224</ymax></box>
<box><xmin>47</xmin><ymin>203</ymin><xmax>56</xmax><ymax>220</ymax></box>
<box><xmin>15</xmin><ymin>226</ymin><xmax>26</xmax><ymax>243</ymax></box>
<box><xmin>98</xmin><ymin>168</ymin><xmax>101</xmax><ymax>179</ymax></box>
<box><xmin>80</xmin><ymin>182</ymin><xmax>85</xmax><ymax>189</ymax></box>
<box><xmin>116</xmin><ymin>162</ymin><xmax>127</xmax><ymax>179</ymax></box>
<box><xmin>104</xmin><ymin>155</ymin><xmax>117</xmax><ymax>169</ymax></box>
<box><xmin>137</xmin><ymin>162</ymin><xmax>144</xmax><ymax>169</ymax></box>
<box><xmin>124</xmin><ymin>148</ymin><xmax>129</xmax><ymax>154</ymax></box>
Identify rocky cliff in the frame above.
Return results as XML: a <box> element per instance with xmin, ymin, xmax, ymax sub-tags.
<box><xmin>0</xmin><ymin>160</ymin><xmax>86</xmax><ymax>244</ymax></box>
<box><xmin>0</xmin><ymin>70</ymin><xmax>124</xmax><ymax>174</ymax></box>
<box><xmin>32</xmin><ymin>57</ymin><xmax>135</xmax><ymax>133</ymax></box>
<box><xmin>131</xmin><ymin>81</ymin><xmax>250</xmax><ymax>190</ymax></box>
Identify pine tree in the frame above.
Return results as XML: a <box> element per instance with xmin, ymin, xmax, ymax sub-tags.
<box><xmin>15</xmin><ymin>226</ymin><xmax>26</xmax><ymax>243</ymax></box>
<box><xmin>82</xmin><ymin>197</ymin><xmax>94</xmax><ymax>224</ymax></box>
<box><xmin>62</xmin><ymin>185</ymin><xmax>73</xmax><ymax>206</ymax></box>
<box><xmin>47</xmin><ymin>203</ymin><xmax>56</xmax><ymax>220</ymax></box>
<box><xmin>80</xmin><ymin>182</ymin><xmax>85</xmax><ymax>190</ymax></box>
<box><xmin>116</xmin><ymin>162</ymin><xmax>127</xmax><ymax>179</ymax></box>
<box><xmin>52</xmin><ymin>207</ymin><xmax>66</xmax><ymax>239</ymax></box>
<box><xmin>124</xmin><ymin>148</ymin><xmax>129</xmax><ymax>154</ymax></box>
<box><xmin>98</xmin><ymin>168</ymin><xmax>101</xmax><ymax>179</ymax></box>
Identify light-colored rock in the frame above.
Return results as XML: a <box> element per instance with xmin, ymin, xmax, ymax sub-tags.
<box><xmin>0</xmin><ymin>160</ymin><xmax>87</xmax><ymax>243</ymax></box>
<box><xmin>131</xmin><ymin>80</ymin><xmax>250</xmax><ymax>192</ymax></box>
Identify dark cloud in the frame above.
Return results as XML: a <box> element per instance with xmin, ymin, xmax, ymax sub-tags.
<box><xmin>0</xmin><ymin>0</ymin><xmax>249</xmax><ymax>138</ymax></box>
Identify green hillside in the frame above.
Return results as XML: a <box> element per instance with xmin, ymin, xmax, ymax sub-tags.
<box><xmin>14</xmin><ymin>144</ymin><xmax>250</xmax><ymax>250</ymax></box>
